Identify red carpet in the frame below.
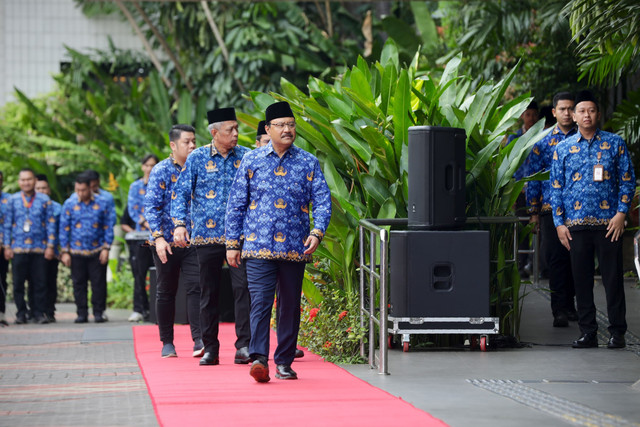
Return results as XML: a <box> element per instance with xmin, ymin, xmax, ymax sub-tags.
<box><xmin>133</xmin><ymin>324</ymin><xmax>447</xmax><ymax>427</ymax></box>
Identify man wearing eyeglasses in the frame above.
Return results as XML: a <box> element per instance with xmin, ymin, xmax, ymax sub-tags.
<box><xmin>226</xmin><ymin>101</ymin><xmax>331</xmax><ymax>382</ymax></box>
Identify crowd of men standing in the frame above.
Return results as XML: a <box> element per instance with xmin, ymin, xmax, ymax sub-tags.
<box><xmin>0</xmin><ymin>169</ymin><xmax>115</xmax><ymax>325</ymax></box>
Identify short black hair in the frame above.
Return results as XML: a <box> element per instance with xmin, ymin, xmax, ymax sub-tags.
<box><xmin>169</xmin><ymin>124</ymin><xmax>196</xmax><ymax>142</ymax></box>
<box><xmin>75</xmin><ymin>171</ymin><xmax>92</xmax><ymax>186</ymax></box>
<box><xmin>35</xmin><ymin>174</ymin><xmax>48</xmax><ymax>182</ymax></box>
<box><xmin>19</xmin><ymin>168</ymin><xmax>35</xmax><ymax>177</ymax></box>
<box><xmin>84</xmin><ymin>169</ymin><xmax>100</xmax><ymax>182</ymax></box>
<box><xmin>553</xmin><ymin>92</ymin><xmax>574</xmax><ymax>108</ymax></box>
<box><xmin>141</xmin><ymin>154</ymin><xmax>159</xmax><ymax>165</ymax></box>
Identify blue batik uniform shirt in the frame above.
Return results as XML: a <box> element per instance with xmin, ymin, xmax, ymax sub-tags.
<box><xmin>144</xmin><ymin>156</ymin><xmax>191</xmax><ymax>245</ymax></box>
<box><xmin>0</xmin><ymin>191</ymin><xmax>10</xmax><ymax>247</ymax></box>
<box><xmin>172</xmin><ymin>143</ymin><xmax>250</xmax><ymax>246</ymax></box>
<box><xmin>225</xmin><ymin>143</ymin><xmax>332</xmax><ymax>263</ymax></box>
<box><xmin>128</xmin><ymin>178</ymin><xmax>149</xmax><ymax>231</ymax></box>
<box><xmin>550</xmin><ymin>129</ymin><xmax>636</xmax><ymax>229</ymax></box>
<box><xmin>3</xmin><ymin>192</ymin><xmax>56</xmax><ymax>253</ymax></box>
<box><xmin>59</xmin><ymin>194</ymin><xmax>113</xmax><ymax>256</ymax></box>
<box><xmin>526</xmin><ymin>125</ymin><xmax>577</xmax><ymax>214</ymax></box>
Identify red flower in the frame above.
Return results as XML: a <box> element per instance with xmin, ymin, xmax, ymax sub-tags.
<box><xmin>338</xmin><ymin>311</ymin><xmax>348</xmax><ymax>321</ymax></box>
<box><xmin>323</xmin><ymin>341</ymin><xmax>332</xmax><ymax>349</ymax></box>
<box><xmin>346</xmin><ymin>327</ymin><xmax>352</xmax><ymax>332</ymax></box>
<box><xmin>309</xmin><ymin>308</ymin><xmax>320</xmax><ymax>322</ymax></box>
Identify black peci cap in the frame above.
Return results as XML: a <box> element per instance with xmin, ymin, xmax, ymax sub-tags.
<box><xmin>574</xmin><ymin>90</ymin><xmax>598</xmax><ymax>107</ymax></box>
<box><xmin>256</xmin><ymin>120</ymin><xmax>267</xmax><ymax>137</ymax></box>
<box><xmin>207</xmin><ymin>107</ymin><xmax>236</xmax><ymax>124</ymax></box>
<box><xmin>265</xmin><ymin>101</ymin><xmax>294</xmax><ymax>123</ymax></box>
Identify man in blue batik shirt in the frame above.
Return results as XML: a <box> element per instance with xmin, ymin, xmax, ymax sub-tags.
<box><xmin>35</xmin><ymin>174</ymin><xmax>61</xmax><ymax>323</ymax></box>
<box><xmin>0</xmin><ymin>171</ymin><xmax>10</xmax><ymax>326</ymax></box>
<box><xmin>85</xmin><ymin>169</ymin><xmax>117</xmax><ymax>232</ymax></box>
<box><xmin>172</xmin><ymin>108</ymin><xmax>252</xmax><ymax>366</ymax></box>
<box><xmin>144</xmin><ymin>124</ymin><xmax>202</xmax><ymax>359</ymax></box>
<box><xmin>4</xmin><ymin>168</ymin><xmax>56</xmax><ymax>324</ymax></box>
<box><xmin>60</xmin><ymin>172</ymin><xmax>113</xmax><ymax>323</ymax></box>
<box><xmin>126</xmin><ymin>154</ymin><xmax>158</xmax><ymax>323</ymax></box>
<box><xmin>526</xmin><ymin>92</ymin><xmax>578</xmax><ymax>328</ymax></box>
<box><xmin>550</xmin><ymin>90</ymin><xmax>635</xmax><ymax>350</ymax></box>
<box><xmin>226</xmin><ymin>101</ymin><xmax>332</xmax><ymax>382</ymax></box>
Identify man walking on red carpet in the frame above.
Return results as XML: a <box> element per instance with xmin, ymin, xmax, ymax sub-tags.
<box><xmin>226</xmin><ymin>101</ymin><xmax>331</xmax><ymax>382</ymax></box>
<box><xmin>172</xmin><ymin>108</ymin><xmax>252</xmax><ymax>366</ymax></box>
<box><xmin>145</xmin><ymin>124</ymin><xmax>202</xmax><ymax>358</ymax></box>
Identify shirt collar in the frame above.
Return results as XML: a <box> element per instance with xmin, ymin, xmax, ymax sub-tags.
<box><xmin>263</xmin><ymin>143</ymin><xmax>296</xmax><ymax>158</ymax></box>
<box><xmin>209</xmin><ymin>142</ymin><xmax>237</xmax><ymax>158</ymax></box>
<box><xmin>577</xmin><ymin>128</ymin><xmax>601</xmax><ymax>143</ymax></box>
<box><xmin>553</xmin><ymin>124</ymin><xmax>577</xmax><ymax>137</ymax></box>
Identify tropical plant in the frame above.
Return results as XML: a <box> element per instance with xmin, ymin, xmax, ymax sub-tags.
<box><xmin>249</xmin><ymin>41</ymin><xmax>544</xmax><ymax>337</ymax></box>
<box><xmin>565</xmin><ymin>0</ymin><xmax>640</xmax><ymax>87</ymax></box>
<box><xmin>439</xmin><ymin>0</ymin><xmax>580</xmax><ymax>101</ymax></box>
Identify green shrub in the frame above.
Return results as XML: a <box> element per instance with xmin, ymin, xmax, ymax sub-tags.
<box><xmin>298</xmin><ymin>289</ymin><xmax>367</xmax><ymax>364</ymax></box>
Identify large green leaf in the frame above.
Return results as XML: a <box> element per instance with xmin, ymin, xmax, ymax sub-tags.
<box><xmin>392</xmin><ymin>69</ymin><xmax>411</xmax><ymax>160</ymax></box>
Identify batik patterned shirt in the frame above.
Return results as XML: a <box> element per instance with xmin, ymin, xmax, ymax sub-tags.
<box><xmin>225</xmin><ymin>143</ymin><xmax>332</xmax><ymax>262</ymax></box>
<box><xmin>127</xmin><ymin>178</ymin><xmax>149</xmax><ymax>231</ymax></box>
<box><xmin>50</xmin><ymin>200</ymin><xmax>61</xmax><ymax>256</ymax></box>
<box><xmin>0</xmin><ymin>191</ymin><xmax>9</xmax><ymax>248</ymax></box>
<box><xmin>526</xmin><ymin>125</ymin><xmax>577</xmax><ymax>214</ymax></box>
<box><xmin>59</xmin><ymin>194</ymin><xmax>113</xmax><ymax>256</ymax></box>
<box><xmin>3</xmin><ymin>192</ymin><xmax>56</xmax><ymax>253</ymax></box>
<box><xmin>144</xmin><ymin>156</ymin><xmax>190</xmax><ymax>246</ymax></box>
<box><xmin>550</xmin><ymin>129</ymin><xmax>636</xmax><ymax>229</ymax></box>
<box><xmin>172</xmin><ymin>143</ymin><xmax>250</xmax><ymax>246</ymax></box>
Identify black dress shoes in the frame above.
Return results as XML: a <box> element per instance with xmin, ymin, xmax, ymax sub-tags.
<box><xmin>199</xmin><ymin>352</ymin><xmax>220</xmax><ymax>366</ymax></box>
<box><xmin>275</xmin><ymin>364</ymin><xmax>298</xmax><ymax>380</ymax></box>
<box><xmin>94</xmin><ymin>313</ymin><xmax>108</xmax><ymax>323</ymax></box>
<box><xmin>234</xmin><ymin>347</ymin><xmax>251</xmax><ymax>364</ymax></box>
<box><xmin>294</xmin><ymin>349</ymin><xmax>304</xmax><ymax>358</ymax></box>
<box><xmin>250</xmin><ymin>358</ymin><xmax>270</xmax><ymax>383</ymax></box>
<box><xmin>607</xmin><ymin>334</ymin><xmax>626</xmax><ymax>349</ymax></box>
<box><xmin>553</xmin><ymin>312</ymin><xmax>568</xmax><ymax>328</ymax></box>
<box><xmin>15</xmin><ymin>314</ymin><xmax>27</xmax><ymax>324</ymax></box>
<box><xmin>572</xmin><ymin>333</ymin><xmax>598</xmax><ymax>348</ymax></box>
<box><xmin>566</xmin><ymin>310</ymin><xmax>579</xmax><ymax>322</ymax></box>
<box><xmin>74</xmin><ymin>315</ymin><xmax>88</xmax><ymax>324</ymax></box>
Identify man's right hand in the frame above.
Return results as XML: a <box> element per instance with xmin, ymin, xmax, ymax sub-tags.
<box><xmin>226</xmin><ymin>249</ymin><xmax>241</xmax><ymax>268</ymax></box>
<box><xmin>4</xmin><ymin>247</ymin><xmax>13</xmax><ymax>261</ymax></box>
<box><xmin>556</xmin><ymin>225</ymin><xmax>572</xmax><ymax>251</ymax></box>
<box><xmin>155</xmin><ymin>237</ymin><xmax>173</xmax><ymax>264</ymax></box>
<box><xmin>61</xmin><ymin>253</ymin><xmax>71</xmax><ymax>267</ymax></box>
<box><xmin>173</xmin><ymin>227</ymin><xmax>190</xmax><ymax>248</ymax></box>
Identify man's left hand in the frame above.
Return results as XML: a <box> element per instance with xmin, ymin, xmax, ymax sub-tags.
<box><xmin>605</xmin><ymin>212</ymin><xmax>626</xmax><ymax>242</ymax></box>
<box><xmin>99</xmin><ymin>248</ymin><xmax>109</xmax><ymax>265</ymax></box>
<box><xmin>44</xmin><ymin>247</ymin><xmax>55</xmax><ymax>261</ymax></box>
<box><xmin>303</xmin><ymin>235</ymin><xmax>320</xmax><ymax>255</ymax></box>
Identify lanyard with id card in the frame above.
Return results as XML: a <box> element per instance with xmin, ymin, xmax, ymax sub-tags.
<box><xmin>593</xmin><ymin>152</ymin><xmax>604</xmax><ymax>182</ymax></box>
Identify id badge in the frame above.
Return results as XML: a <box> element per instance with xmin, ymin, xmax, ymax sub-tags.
<box><xmin>593</xmin><ymin>164</ymin><xmax>604</xmax><ymax>182</ymax></box>
<box><xmin>23</xmin><ymin>222</ymin><xmax>30</xmax><ymax>233</ymax></box>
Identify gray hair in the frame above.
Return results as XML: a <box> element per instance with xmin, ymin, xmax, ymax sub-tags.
<box><xmin>207</xmin><ymin>122</ymin><xmax>222</xmax><ymax>134</ymax></box>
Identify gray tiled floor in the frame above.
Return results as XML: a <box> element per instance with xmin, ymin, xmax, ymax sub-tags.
<box><xmin>1</xmin><ymin>278</ymin><xmax>638</xmax><ymax>427</ymax></box>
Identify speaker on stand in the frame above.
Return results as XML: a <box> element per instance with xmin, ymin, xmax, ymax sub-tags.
<box><xmin>408</xmin><ymin>126</ymin><xmax>466</xmax><ymax>230</ymax></box>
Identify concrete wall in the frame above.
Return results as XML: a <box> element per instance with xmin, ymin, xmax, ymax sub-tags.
<box><xmin>0</xmin><ymin>0</ymin><xmax>143</xmax><ymax>106</ymax></box>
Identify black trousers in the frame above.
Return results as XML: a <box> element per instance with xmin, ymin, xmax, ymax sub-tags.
<box><xmin>540</xmin><ymin>214</ymin><xmax>575</xmax><ymax>315</ymax></box>
<box><xmin>0</xmin><ymin>248</ymin><xmax>8</xmax><ymax>314</ymax></box>
<box><xmin>195</xmin><ymin>245</ymin><xmax>251</xmax><ymax>354</ymax></box>
<box><xmin>569</xmin><ymin>229</ymin><xmax>626</xmax><ymax>336</ymax></box>
<box><xmin>12</xmin><ymin>253</ymin><xmax>47</xmax><ymax>318</ymax></box>
<box><xmin>44</xmin><ymin>258</ymin><xmax>59</xmax><ymax>317</ymax></box>
<box><xmin>129</xmin><ymin>242</ymin><xmax>154</xmax><ymax>314</ymax></box>
<box><xmin>152</xmin><ymin>246</ymin><xmax>201</xmax><ymax>344</ymax></box>
<box><xmin>71</xmin><ymin>254</ymin><xmax>107</xmax><ymax>317</ymax></box>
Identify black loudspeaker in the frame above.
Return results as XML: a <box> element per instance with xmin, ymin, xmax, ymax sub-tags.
<box><xmin>148</xmin><ymin>266</ymin><xmax>189</xmax><ymax>324</ymax></box>
<box><xmin>408</xmin><ymin>126</ymin><xmax>466</xmax><ymax>229</ymax></box>
<box><xmin>389</xmin><ymin>230</ymin><xmax>489</xmax><ymax>318</ymax></box>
